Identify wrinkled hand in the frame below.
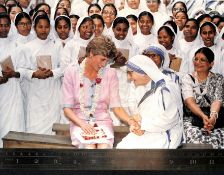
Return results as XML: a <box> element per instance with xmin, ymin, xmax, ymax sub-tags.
<box><xmin>2</xmin><ymin>66</ymin><xmax>16</xmax><ymax>78</ymax></box>
<box><xmin>80</xmin><ymin>121</ymin><xmax>96</xmax><ymax>135</ymax></box>
<box><xmin>0</xmin><ymin>76</ymin><xmax>8</xmax><ymax>84</ymax></box>
<box><xmin>128</xmin><ymin>116</ymin><xmax>145</xmax><ymax>136</ymax></box>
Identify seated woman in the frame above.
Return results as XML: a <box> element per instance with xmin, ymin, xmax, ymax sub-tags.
<box><xmin>117</xmin><ymin>55</ymin><xmax>183</xmax><ymax>149</ymax></box>
<box><xmin>62</xmin><ymin>35</ymin><xmax>136</xmax><ymax>149</ymax></box>
<box><xmin>181</xmin><ymin>47</ymin><xmax>224</xmax><ymax>149</ymax></box>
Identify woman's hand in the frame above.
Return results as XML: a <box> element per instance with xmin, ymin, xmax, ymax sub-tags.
<box><xmin>133</xmin><ymin>114</ymin><xmax>141</xmax><ymax>123</ymax></box>
<box><xmin>203</xmin><ymin>115</ymin><xmax>215</xmax><ymax>133</ymax></box>
<box><xmin>168</xmin><ymin>53</ymin><xmax>176</xmax><ymax>62</ymax></box>
<box><xmin>32</xmin><ymin>68</ymin><xmax>53</xmax><ymax>79</ymax></box>
<box><xmin>129</xmin><ymin>116</ymin><xmax>145</xmax><ymax>136</ymax></box>
<box><xmin>79</xmin><ymin>121</ymin><xmax>96</xmax><ymax>135</ymax></box>
<box><xmin>0</xmin><ymin>76</ymin><xmax>8</xmax><ymax>84</ymax></box>
<box><xmin>2</xmin><ymin>66</ymin><xmax>19</xmax><ymax>79</ymax></box>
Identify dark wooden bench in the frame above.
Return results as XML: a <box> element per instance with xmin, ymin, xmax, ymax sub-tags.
<box><xmin>2</xmin><ymin>124</ymin><xmax>213</xmax><ymax>149</ymax></box>
<box><xmin>52</xmin><ymin>123</ymin><xmax>213</xmax><ymax>149</ymax></box>
<box><xmin>2</xmin><ymin>131</ymin><xmax>74</xmax><ymax>149</ymax></box>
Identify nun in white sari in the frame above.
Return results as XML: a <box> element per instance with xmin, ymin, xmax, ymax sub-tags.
<box><xmin>133</xmin><ymin>11</ymin><xmax>157</xmax><ymax>53</ymax></box>
<box><xmin>0</xmin><ymin>13</ymin><xmax>25</xmax><ymax>147</ymax></box>
<box><xmin>117</xmin><ymin>55</ymin><xmax>183</xmax><ymax>149</ymax></box>
<box><xmin>17</xmin><ymin>14</ymin><xmax>62</xmax><ymax>134</ymax></box>
<box><xmin>187</xmin><ymin>22</ymin><xmax>223</xmax><ymax>75</ymax></box>
<box><xmin>60</xmin><ymin>16</ymin><xmax>95</xmax><ymax>71</ymax></box>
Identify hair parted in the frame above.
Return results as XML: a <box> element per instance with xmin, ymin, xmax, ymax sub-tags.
<box><xmin>86</xmin><ymin>35</ymin><xmax>117</xmax><ymax>60</ymax></box>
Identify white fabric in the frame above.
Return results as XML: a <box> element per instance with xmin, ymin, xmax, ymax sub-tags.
<box><xmin>71</xmin><ymin>1</ymin><xmax>90</xmax><ymax>17</ymax></box>
<box><xmin>185</xmin><ymin>22</ymin><xmax>223</xmax><ymax>74</ymax></box>
<box><xmin>133</xmin><ymin>16</ymin><xmax>157</xmax><ymax>52</ymax></box>
<box><xmin>117</xmin><ymin>55</ymin><xmax>183</xmax><ymax>149</ymax></box>
<box><xmin>217</xmin><ymin>27</ymin><xmax>224</xmax><ymax>51</ymax></box>
<box><xmin>133</xmin><ymin>32</ymin><xmax>157</xmax><ymax>53</ymax></box>
<box><xmin>14</xmin><ymin>33</ymin><xmax>35</xmax><ymax>47</ymax></box>
<box><xmin>142</xmin><ymin>3</ymin><xmax>170</xmax><ymax>34</ymax></box>
<box><xmin>8</xmin><ymin>22</ymin><xmax>17</xmax><ymax>41</ymax></box>
<box><xmin>178</xmin><ymin>36</ymin><xmax>202</xmax><ymax>74</ymax></box>
<box><xmin>60</xmin><ymin>16</ymin><xmax>94</xmax><ymax>71</ymax></box>
<box><xmin>0</xmin><ymin>38</ymin><xmax>25</xmax><ymax>147</ymax></box>
<box><xmin>128</xmin><ymin>43</ymin><xmax>174</xmax><ymax>114</ymax></box>
<box><xmin>185</xmin><ymin>0</ymin><xmax>206</xmax><ymax>16</ymax></box>
<box><xmin>109</xmin><ymin>66</ymin><xmax>132</xmax><ymax>126</ymax></box>
<box><xmin>215</xmin><ymin>1</ymin><xmax>224</xmax><ymax>15</ymax></box>
<box><xmin>109</xmin><ymin>17</ymin><xmax>139</xmax><ymax>59</ymax></box>
<box><xmin>189</xmin><ymin>8</ymin><xmax>206</xmax><ymax>19</ymax></box>
<box><xmin>143</xmin><ymin>43</ymin><xmax>171</xmax><ymax>69</ymax></box>
<box><xmin>52</xmin><ymin>15</ymin><xmax>74</xmax><ymax>41</ymax></box>
<box><xmin>184</xmin><ymin>43</ymin><xmax>223</xmax><ymax>75</ymax></box>
<box><xmin>17</xmin><ymin>37</ymin><xmax>62</xmax><ymax>134</ymax></box>
<box><xmin>118</xmin><ymin>0</ymin><xmax>142</xmax><ymax>17</ymax></box>
<box><xmin>97</xmin><ymin>0</ymin><xmax>121</xmax><ymax>9</ymax></box>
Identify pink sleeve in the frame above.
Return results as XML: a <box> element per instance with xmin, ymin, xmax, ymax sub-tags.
<box><xmin>109</xmin><ymin>69</ymin><xmax>121</xmax><ymax>108</ymax></box>
<box><xmin>62</xmin><ymin>66</ymin><xmax>75</xmax><ymax>108</ymax></box>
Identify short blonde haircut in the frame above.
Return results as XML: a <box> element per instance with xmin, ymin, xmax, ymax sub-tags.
<box><xmin>86</xmin><ymin>35</ymin><xmax>117</xmax><ymax>60</ymax></box>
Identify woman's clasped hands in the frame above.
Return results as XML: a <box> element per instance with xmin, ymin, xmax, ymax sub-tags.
<box><xmin>129</xmin><ymin>114</ymin><xmax>145</xmax><ymax>136</ymax></box>
<box><xmin>32</xmin><ymin>67</ymin><xmax>53</xmax><ymax>79</ymax></box>
<box><xmin>203</xmin><ymin>114</ymin><xmax>217</xmax><ymax>134</ymax></box>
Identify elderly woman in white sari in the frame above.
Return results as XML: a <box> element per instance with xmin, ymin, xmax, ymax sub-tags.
<box><xmin>117</xmin><ymin>55</ymin><xmax>183</xmax><ymax>149</ymax></box>
<box><xmin>128</xmin><ymin>44</ymin><xmax>180</xmax><ymax>121</ymax></box>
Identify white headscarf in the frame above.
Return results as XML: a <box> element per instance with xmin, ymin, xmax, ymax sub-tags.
<box><xmin>189</xmin><ymin>8</ymin><xmax>206</xmax><ymax>19</ymax></box>
<box><xmin>53</xmin><ymin>15</ymin><xmax>74</xmax><ymax>41</ymax></box>
<box><xmin>126</xmin><ymin>54</ymin><xmax>183</xmax><ymax>116</ymax></box>
<box><xmin>136</xmin><ymin>11</ymin><xmax>156</xmax><ymax>35</ymax></box>
<box><xmin>142</xmin><ymin>43</ymin><xmax>170</xmax><ymax>69</ymax></box>
<box><xmin>127</xmin><ymin>55</ymin><xmax>169</xmax><ymax>83</ymax></box>
<box><xmin>108</xmin><ymin>16</ymin><xmax>134</xmax><ymax>47</ymax></box>
<box><xmin>73</xmin><ymin>16</ymin><xmax>95</xmax><ymax>41</ymax></box>
<box><xmin>199</xmin><ymin>21</ymin><xmax>219</xmax><ymax>46</ymax></box>
<box><xmin>217</xmin><ymin>27</ymin><xmax>224</xmax><ymax>50</ymax></box>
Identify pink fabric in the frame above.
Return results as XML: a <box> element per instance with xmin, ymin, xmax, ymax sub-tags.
<box><xmin>62</xmin><ymin>65</ymin><xmax>121</xmax><ymax>147</ymax></box>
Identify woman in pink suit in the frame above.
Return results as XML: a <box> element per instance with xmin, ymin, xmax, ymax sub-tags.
<box><xmin>62</xmin><ymin>35</ymin><xmax>136</xmax><ymax>149</ymax></box>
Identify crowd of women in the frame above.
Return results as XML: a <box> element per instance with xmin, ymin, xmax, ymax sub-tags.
<box><xmin>0</xmin><ymin>0</ymin><xmax>224</xmax><ymax>149</ymax></box>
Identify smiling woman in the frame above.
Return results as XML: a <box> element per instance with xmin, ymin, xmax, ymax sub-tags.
<box><xmin>133</xmin><ymin>11</ymin><xmax>157</xmax><ymax>52</ymax></box>
<box><xmin>181</xmin><ymin>47</ymin><xmax>224</xmax><ymax>149</ymax></box>
<box><xmin>60</xmin><ymin>16</ymin><xmax>95</xmax><ymax>69</ymax></box>
<box><xmin>116</xmin><ymin>55</ymin><xmax>183</xmax><ymax>149</ymax></box>
<box><xmin>62</xmin><ymin>35</ymin><xmax>136</xmax><ymax>149</ymax></box>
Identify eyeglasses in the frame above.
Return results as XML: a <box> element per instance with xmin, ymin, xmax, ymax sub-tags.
<box><xmin>146</xmin><ymin>0</ymin><xmax>158</xmax><ymax>3</ymax></box>
<box><xmin>144</xmin><ymin>53</ymin><xmax>160</xmax><ymax>60</ymax></box>
<box><xmin>193</xmin><ymin>57</ymin><xmax>209</xmax><ymax>63</ymax></box>
<box><xmin>173</xmin><ymin>8</ymin><xmax>186</xmax><ymax>12</ymax></box>
<box><xmin>102</xmin><ymin>10</ymin><xmax>116</xmax><ymax>16</ymax></box>
<box><xmin>18</xmin><ymin>22</ymin><xmax>32</xmax><ymax>27</ymax></box>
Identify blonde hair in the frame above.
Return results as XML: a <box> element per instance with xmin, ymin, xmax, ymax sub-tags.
<box><xmin>86</xmin><ymin>35</ymin><xmax>117</xmax><ymax>60</ymax></box>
